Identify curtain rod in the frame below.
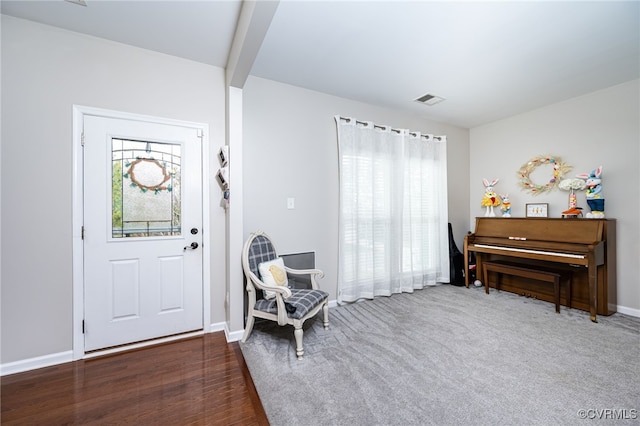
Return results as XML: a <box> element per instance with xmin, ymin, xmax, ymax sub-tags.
<box><xmin>338</xmin><ymin>116</ymin><xmax>442</xmax><ymax>141</ymax></box>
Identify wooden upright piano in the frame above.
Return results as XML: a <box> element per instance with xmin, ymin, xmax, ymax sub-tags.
<box><xmin>464</xmin><ymin>218</ymin><xmax>616</xmax><ymax>322</ymax></box>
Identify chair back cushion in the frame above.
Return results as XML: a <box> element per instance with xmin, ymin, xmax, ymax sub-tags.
<box><xmin>247</xmin><ymin>234</ymin><xmax>278</xmax><ymax>278</ymax></box>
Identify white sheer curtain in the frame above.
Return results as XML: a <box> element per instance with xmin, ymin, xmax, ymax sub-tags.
<box><xmin>335</xmin><ymin>116</ymin><xmax>449</xmax><ymax>303</ymax></box>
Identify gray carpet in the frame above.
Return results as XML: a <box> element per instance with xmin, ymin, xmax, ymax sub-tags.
<box><xmin>240</xmin><ymin>284</ymin><xmax>640</xmax><ymax>425</ymax></box>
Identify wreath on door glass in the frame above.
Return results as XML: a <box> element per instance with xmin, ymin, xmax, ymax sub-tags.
<box><xmin>124</xmin><ymin>158</ymin><xmax>175</xmax><ymax>194</ymax></box>
<box><xmin>517</xmin><ymin>155</ymin><xmax>571</xmax><ymax>195</ymax></box>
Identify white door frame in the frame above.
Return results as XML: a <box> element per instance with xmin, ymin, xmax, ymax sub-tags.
<box><xmin>72</xmin><ymin>105</ymin><xmax>211</xmax><ymax>360</ymax></box>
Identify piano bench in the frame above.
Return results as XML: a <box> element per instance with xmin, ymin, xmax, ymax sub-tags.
<box><xmin>482</xmin><ymin>261</ymin><xmax>572</xmax><ymax>313</ymax></box>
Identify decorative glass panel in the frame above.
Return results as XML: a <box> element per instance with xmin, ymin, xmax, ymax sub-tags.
<box><xmin>112</xmin><ymin>139</ymin><xmax>181</xmax><ymax>238</ymax></box>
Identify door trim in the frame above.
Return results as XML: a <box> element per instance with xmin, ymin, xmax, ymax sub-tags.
<box><xmin>72</xmin><ymin>105</ymin><xmax>211</xmax><ymax>360</ymax></box>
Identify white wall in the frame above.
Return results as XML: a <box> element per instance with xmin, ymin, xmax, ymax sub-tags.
<box><xmin>0</xmin><ymin>16</ymin><xmax>228</xmax><ymax>364</ymax></box>
<box><xmin>243</xmin><ymin>76</ymin><xmax>471</xmax><ymax>301</ymax></box>
<box><xmin>7</xmin><ymin>12</ymin><xmax>634</xmax><ymax>370</ymax></box>
<box><xmin>470</xmin><ymin>79</ymin><xmax>640</xmax><ymax>313</ymax></box>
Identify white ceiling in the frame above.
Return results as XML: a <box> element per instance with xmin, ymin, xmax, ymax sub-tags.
<box><xmin>2</xmin><ymin>0</ymin><xmax>639</xmax><ymax>128</ymax></box>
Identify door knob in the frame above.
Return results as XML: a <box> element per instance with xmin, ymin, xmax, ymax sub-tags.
<box><xmin>184</xmin><ymin>242</ymin><xmax>199</xmax><ymax>251</ymax></box>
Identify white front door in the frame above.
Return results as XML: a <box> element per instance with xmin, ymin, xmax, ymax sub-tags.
<box><xmin>83</xmin><ymin>115</ymin><xmax>203</xmax><ymax>352</ymax></box>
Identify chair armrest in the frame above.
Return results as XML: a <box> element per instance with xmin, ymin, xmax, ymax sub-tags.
<box><xmin>249</xmin><ymin>276</ymin><xmax>293</xmax><ymax>299</ymax></box>
<box><xmin>285</xmin><ymin>267</ymin><xmax>323</xmax><ymax>276</ymax></box>
<box><xmin>284</xmin><ymin>267</ymin><xmax>324</xmax><ymax>290</ymax></box>
<box><xmin>248</xmin><ymin>275</ymin><xmax>292</xmax><ymax>325</ymax></box>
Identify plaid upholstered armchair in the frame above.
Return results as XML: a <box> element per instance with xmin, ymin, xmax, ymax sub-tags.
<box><xmin>241</xmin><ymin>231</ymin><xmax>329</xmax><ymax>359</ymax></box>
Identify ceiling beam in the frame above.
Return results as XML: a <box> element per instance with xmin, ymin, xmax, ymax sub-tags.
<box><xmin>226</xmin><ymin>0</ymin><xmax>279</xmax><ymax>89</ymax></box>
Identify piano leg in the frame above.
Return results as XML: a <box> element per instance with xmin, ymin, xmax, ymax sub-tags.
<box><xmin>588</xmin><ymin>254</ymin><xmax>598</xmax><ymax>323</ymax></box>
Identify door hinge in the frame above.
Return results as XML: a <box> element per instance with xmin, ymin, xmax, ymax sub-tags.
<box><xmin>81</xmin><ymin>226</ymin><xmax>85</xmax><ymax>240</ymax></box>
<box><xmin>197</xmin><ymin>128</ymin><xmax>203</xmax><ymax>139</ymax></box>
<box><xmin>82</xmin><ymin>320</ymin><xmax>85</xmax><ymax>334</ymax></box>
<box><xmin>81</xmin><ymin>132</ymin><xmax>85</xmax><ymax>146</ymax></box>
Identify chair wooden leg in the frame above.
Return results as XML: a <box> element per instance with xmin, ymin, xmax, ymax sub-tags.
<box><xmin>294</xmin><ymin>325</ymin><xmax>304</xmax><ymax>360</ymax></box>
<box><xmin>322</xmin><ymin>303</ymin><xmax>329</xmax><ymax>329</ymax></box>
<box><xmin>242</xmin><ymin>315</ymin><xmax>255</xmax><ymax>342</ymax></box>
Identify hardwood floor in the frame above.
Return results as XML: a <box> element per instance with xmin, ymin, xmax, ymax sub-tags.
<box><xmin>1</xmin><ymin>332</ymin><xmax>269</xmax><ymax>425</ymax></box>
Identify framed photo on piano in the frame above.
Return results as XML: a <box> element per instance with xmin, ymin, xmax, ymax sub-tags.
<box><xmin>526</xmin><ymin>203</ymin><xmax>548</xmax><ymax>217</ymax></box>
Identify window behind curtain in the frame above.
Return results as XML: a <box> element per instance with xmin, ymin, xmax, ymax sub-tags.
<box><xmin>336</xmin><ymin>116</ymin><xmax>449</xmax><ymax>303</ymax></box>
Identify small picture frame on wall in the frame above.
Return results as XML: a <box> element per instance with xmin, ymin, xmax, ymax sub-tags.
<box><xmin>526</xmin><ymin>203</ymin><xmax>549</xmax><ymax>218</ymax></box>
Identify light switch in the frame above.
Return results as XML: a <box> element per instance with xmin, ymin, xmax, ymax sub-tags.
<box><xmin>287</xmin><ymin>198</ymin><xmax>295</xmax><ymax>209</ymax></box>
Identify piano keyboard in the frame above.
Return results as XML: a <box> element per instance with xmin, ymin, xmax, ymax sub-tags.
<box><xmin>473</xmin><ymin>244</ymin><xmax>585</xmax><ymax>259</ymax></box>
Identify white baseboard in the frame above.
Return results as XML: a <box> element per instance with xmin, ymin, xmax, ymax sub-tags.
<box><xmin>616</xmin><ymin>304</ymin><xmax>640</xmax><ymax>317</ymax></box>
<box><xmin>212</xmin><ymin>320</ymin><xmax>243</xmax><ymax>342</ymax></box>
<box><xmin>1</xmin><ymin>350</ymin><xmax>73</xmax><ymax>377</ymax></box>
<box><xmin>224</xmin><ymin>323</ymin><xmax>244</xmax><ymax>342</ymax></box>
<box><xmin>2</xmin><ymin>326</ymin><xmax>232</xmax><ymax>376</ymax></box>
<box><xmin>210</xmin><ymin>321</ymin><xmax>226</xmax><ymax>333</ymax></box>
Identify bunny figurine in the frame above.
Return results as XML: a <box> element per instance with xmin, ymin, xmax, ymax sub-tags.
<box><xmin>481</xmin><ymin>178</ymin><xmax>501</xmax><ymax>217</ymax></box>
<box><xmin>576</xmin><ymin>166</ymin><xmax>604</xmax><ymax>218</ymax></box>
<box><xmin>500</xmin><ymin>193</ymin><xmax>512</xmax><ymax>217</ymax></box>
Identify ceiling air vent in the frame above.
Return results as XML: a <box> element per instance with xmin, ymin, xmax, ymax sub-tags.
<box><xmin>415</xmin><ymin>93</ymin><xmax>445</xmax><ymax>106</ymax></box>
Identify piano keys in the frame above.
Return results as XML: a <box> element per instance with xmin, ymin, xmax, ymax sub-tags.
<box><xmin>464</xmin><ymin>217</ymin><xmax>616</xmax><ymax>322</ymax></box>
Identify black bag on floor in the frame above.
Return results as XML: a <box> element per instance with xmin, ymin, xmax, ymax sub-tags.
<box><xmin>448</xmin><ymin>223</ymin><xmax>465</xmax><ymax>286</ymax></box>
